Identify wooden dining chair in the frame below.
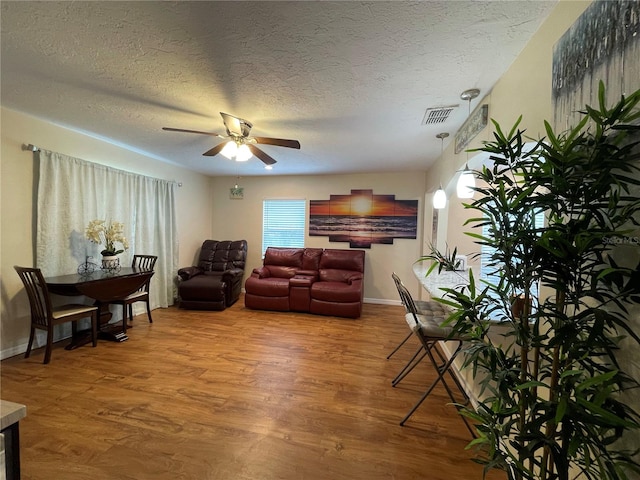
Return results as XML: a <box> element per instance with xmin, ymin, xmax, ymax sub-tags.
<box><xmin>112</xmin><ymin>255</ymin><xmax>157</xmax><ymax>331</ymax></box>
<box><xmin>14</xmin><ymin>266</ymin><xmax>98</xmax><ymax>364</ymax></box>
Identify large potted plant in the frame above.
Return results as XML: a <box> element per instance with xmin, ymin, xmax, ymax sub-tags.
<box><xmin>439</xmin><ymin>83</ymin><xmax>640</xmax><ymax>480</ymax></box>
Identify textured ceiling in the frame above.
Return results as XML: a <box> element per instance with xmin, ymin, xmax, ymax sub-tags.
<box><xmin>1</xmin><ymin>1</ymin><xmax>558</xmax><ymax>177</ymax></box>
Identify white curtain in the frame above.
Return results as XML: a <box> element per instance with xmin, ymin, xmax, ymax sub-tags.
<box><xmin>36</xmin><ymin>150</ymin><xmax>178</xmax><ymax>318</ymax></box>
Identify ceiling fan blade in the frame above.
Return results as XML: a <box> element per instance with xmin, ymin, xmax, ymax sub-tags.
<box><xmin>248</xmin><ymin>144</ymin><xmax>277</xmax><ymax>165</ymax></box>
<box><xmin>162</xmin><ymin>127</ymin><xmax>225</xmax><ymax>138</ymax></box>
<box><xmin>253</xmin><ymin>137</ymin><xmax>301</xmax><ymax>149</ymax></box>
<box><xmin>202</xmin><ymin>142</ymin><xmax>227</xmax><ymax>157</ymax></box>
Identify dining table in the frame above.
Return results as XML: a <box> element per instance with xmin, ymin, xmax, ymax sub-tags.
<box><xmin>45</xmin><ymin>266</ymin><xmax>154</xmax><ymax>348</ymax></box>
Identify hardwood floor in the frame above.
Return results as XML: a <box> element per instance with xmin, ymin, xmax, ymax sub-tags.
<box><xmin>1</xmin><ymin>296</ymin><xmax>505</xmax><ymax>480</ymax></box>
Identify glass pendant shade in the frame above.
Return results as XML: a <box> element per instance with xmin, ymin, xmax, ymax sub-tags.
<box><xmin>235</xmin><ymin>144</ymin><xmax>253</xmax><ymax>162</ymax></box>
<box><xmin>456</xmin><ymin>168</ymin><xmax>475</xmax><ymax>198</ymax></box>
<box><xmin>433</xmin><ymin>188</ymin><xmax>447</xmax><ymax>209</ymax></box>
<box><xmin>220</xmin><ymin>141</ymin><xmax>238</xmax><ymax>159</ymax></box>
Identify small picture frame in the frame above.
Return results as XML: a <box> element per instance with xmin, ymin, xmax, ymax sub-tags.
<box><xmin>230</xmin><ymin>186</ymin><xmax>244</xmax><ymax>199</ymax></box>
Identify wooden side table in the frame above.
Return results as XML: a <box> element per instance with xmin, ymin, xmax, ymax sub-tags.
<box><xmin>1</xmin><ymin>400</ymin><xmax>27</xmax><ymax>480</ymax></box>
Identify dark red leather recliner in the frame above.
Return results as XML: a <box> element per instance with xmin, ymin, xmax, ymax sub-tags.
<box><xmin>309</xmin><ymin>248</ymin><xmax>365</xmax><ymax>319</ymax></box>
<box><xmin>177</xmin><ymin>240</ymin><xmax>247</xmax><ymax>310</ymax></box>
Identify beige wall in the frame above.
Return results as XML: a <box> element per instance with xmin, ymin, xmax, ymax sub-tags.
<box><xmin>0</xmin><ymin>108</ymin><xmax>213</xmax><ymax>357</ymax></box>
<box><xmin>208</xmin><ymin>173</ymin><xmax>427</xmax><ymax>302</ymax></box>
<box><xmin>429</xmin><ymin>3</ymin><xmax>639</xmax><ymax>461</ymax></box>
<box><xmin>431</xmin><ymin>0</ymin><xmax>593</xmax><ymax>250</ymax></box>
<box><xmin>1</xmin><ymin>107</ymin><xmax>428</xmax><ymax>358</ymax></box>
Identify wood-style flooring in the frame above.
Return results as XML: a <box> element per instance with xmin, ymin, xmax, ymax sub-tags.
<box><xmin>1</xmin><ymin>296</ymin><xmax>505</xmax><ymax>480</ymax></box>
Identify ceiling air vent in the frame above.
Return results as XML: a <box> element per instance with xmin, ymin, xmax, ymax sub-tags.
<box><xmin>422</xmin><ymin>105</ymin><xmax>458</xmax><ymax>125</ymax></box>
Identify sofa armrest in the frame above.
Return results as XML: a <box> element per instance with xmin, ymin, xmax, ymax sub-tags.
<box><xmin>222</xmin><ymin>268</ymin><xmax>245</xmax><ymax>281</ymax></box>
<box><xmin>251</xmin><ymin>266</ymin><xmax>271</xmax><ymax>278</ymax></box>
<box><xmin>346</xmin><ymin>273</ymin><xmax>363</xmax><ymax>285</ymax></box>
<box><xmin>178</xmin><ymin>266</ymin><xmax>203</xmax><ymax>281</ymax></box>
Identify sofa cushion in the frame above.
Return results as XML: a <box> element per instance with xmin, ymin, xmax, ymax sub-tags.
<box><xmin>178</xmin><ymin>275</ymin><xmax>225</xmax><ymax>301</ymax></box>
<box><xmin>318</xmin><ymin>249</ymin><xmax>365</xmax><ymax>272</ymax></box>
<box><xmin>264</xmin><ymin>247</ymin><xmax>303</xmax><ymax>267</ymax></box>
<box><xmin>318</xmin><ymin>269</ymin><xmax>362</xmax><ymax>283</ymax></box>
<box><xmin>302</xmin><ymin>248</ymin><xmax>323</xmax><ymax>270</ymax></box>
<box><xmin>245</xmin><ymin>276</ymin><xmax>290</xmax><ymax>296</ymax></box>
<box><xmin>197</xmin><ymin>240</ymin><xmax>247</xmax><ymax>272</ymax></box>
<box><xmin>266</xmin><ymin>265</ymin><xmax>298</xmax><ymax>279</ymax></box>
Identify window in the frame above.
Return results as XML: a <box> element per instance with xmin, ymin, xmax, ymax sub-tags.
<box><xmin>262</xmin><ymin>199</ymin><xmax>306</xmax><ymax>255</ymax></box>
<box><xmin>480</xmin><ymin>209</ymin><xmax>545</xmax><ymax>302</ymax></box>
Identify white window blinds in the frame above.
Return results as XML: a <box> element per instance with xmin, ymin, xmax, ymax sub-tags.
<box><xmin>262</xmin><ymin>199</ymin><xmax>306</xmax><ymax>255</ymax></box>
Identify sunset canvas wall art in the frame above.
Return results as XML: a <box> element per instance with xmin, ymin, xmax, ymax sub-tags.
<box><xmin>309</xmin><ymin>189</ymin><xmax>418</xmax><ymax>248</ymax></box>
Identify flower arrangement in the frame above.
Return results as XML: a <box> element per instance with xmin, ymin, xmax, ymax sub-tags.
<box><xmin>85</xmin><ymin>219</ymin><xmax>129</xmax><ymax>256</ymax></box>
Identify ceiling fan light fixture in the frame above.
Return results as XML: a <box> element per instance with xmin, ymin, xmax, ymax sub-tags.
<box><xmin>235</xmin><ymin>144</ymin><xmax>253</xmax><ymax>162</ymax></box>
<box><xmin>220</xmin><ymin>140</ymin><xmax>238</xmax><ymax>159</ymax></box>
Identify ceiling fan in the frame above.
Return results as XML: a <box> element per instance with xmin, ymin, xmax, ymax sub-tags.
<box><xmin>163</xmin><ymin>112</ymin><xmax>300</xmax><ymax>166</ymax></box>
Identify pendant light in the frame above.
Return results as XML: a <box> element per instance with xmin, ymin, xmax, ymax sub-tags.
<box><xmin>456</xmin><ymin>166</ymin><xmax>475</xmax><ymax>198</ymax></box>
<box><xmin>433</xmin><ymin>185</ymin><xmax>447</xmax><ymax>209</ymax></box>
<box><xmin>433</xmin><ymin>133</ymin><xmax>449</xmax><ymax>209</ymax></box>
<box><xmin>457</xmin><ymin>89</ymin><xmax>479</xmax><ymax>199</ymax></box>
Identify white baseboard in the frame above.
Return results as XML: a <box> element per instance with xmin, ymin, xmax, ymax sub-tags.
<box><xmin>1</xmin><ymin>343</ymin><xmax>28</xmax><ymax>361</ymax></box>
<box><xmin>364</xmin><ymin>298</ymin><xmax>402</xmax><ymax>306</ymax></box>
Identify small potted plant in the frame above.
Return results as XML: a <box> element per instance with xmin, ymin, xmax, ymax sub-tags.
<box><xmin>416</xmin><ymin>242</ymin><xmax>464</xmax><ymax>276</ymax></box>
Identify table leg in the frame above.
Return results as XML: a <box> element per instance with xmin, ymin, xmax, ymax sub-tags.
<box><xmin>65</xmin><ymin>303</ymin><xmax>129</xmax><ymax>350</ymax></box>
<box><xmin>2</xmin><ymin>422</ymin><xmax>21</xmax><ymax>480</ymax></box>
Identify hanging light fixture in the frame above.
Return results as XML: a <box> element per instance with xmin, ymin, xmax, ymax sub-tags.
<box><xmin>433</xmin><ymin>185</ymin><xmax>447</xmax><ymax>209</ymax></box>
<box><xmin>433</xmin><ymin>132</ymin><xmax>449</xmax><ymax>209</ymax></box>
<box><xmin>235</xmin><ymin>144</ymin><xmax>252</xmax><ymax>162</ymax></box>
<box><xmin>220</xmin><ymin>140</ymin><xmax>254</xmax><ymax>162</ymax></box>
<box><xmin>457</xmin><ymin>165</ymin><xmax>475</xmax><ymax>198</ymax></box>
<box><xmin>220</xmin><ymin>141</ymin><xmax>238</xmax><ymax>159</ymax></box>
<box><xmin>457</xmin><ymin>89</ymin><xmax>479</xmax><ymax>199</ymax></box>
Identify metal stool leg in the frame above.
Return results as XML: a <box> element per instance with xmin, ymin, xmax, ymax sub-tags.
<box><xmin>387</xmin><ymin>331</ymin><xmax>413</xmax><ymax>359</ymax></box>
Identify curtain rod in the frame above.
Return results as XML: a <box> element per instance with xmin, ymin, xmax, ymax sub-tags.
<box><xmin>22</xmin><ymin>143</ymin><xmax>183</xmax><ymax>186</ymax></box>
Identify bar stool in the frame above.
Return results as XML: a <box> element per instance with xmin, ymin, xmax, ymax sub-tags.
<box><xmin>395</xmin><ymin>280</ymin><xmax>474</xmax><ymax>436</ymax></box>
<box><xmin>390</xmin><ymin>273</ymin><xmax>447</xmax><ymax>386</ymax></box>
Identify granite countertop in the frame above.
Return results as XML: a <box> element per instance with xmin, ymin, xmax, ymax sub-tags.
<box><xmin>0</xmin><ymin>400</ymin><xmax>27</xmax><ymax>430</ymax></box>
<box><xmin>412</xmin><ymin>261</ymin><xmax>470</xmax><ymax>300</ymax></box>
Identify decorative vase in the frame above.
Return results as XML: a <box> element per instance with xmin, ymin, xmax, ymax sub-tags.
<box><xmin>101</xmin><ymin>255</ymin><xmax>120</xmax><ymax>271</ymax></box>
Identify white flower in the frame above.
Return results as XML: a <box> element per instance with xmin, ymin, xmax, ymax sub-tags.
<box><xmin>86</xmin><ymin>219</ymin><xmax>129</xmax><ymax>256</ymax></box>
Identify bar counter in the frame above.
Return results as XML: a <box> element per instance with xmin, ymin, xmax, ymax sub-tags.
<box><xmin>412</xmin><ymin>261</ymin><xmax>470</xmax><ymax>300</ymax></box>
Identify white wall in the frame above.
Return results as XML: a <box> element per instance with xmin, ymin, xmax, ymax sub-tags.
<box><xmin>0</xmin><ymin>107</ymin><xmax>213</xmax><ymax>357</ymax></box>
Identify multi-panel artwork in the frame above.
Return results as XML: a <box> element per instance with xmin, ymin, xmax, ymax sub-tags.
<box><xmin>309</xmin><ymin>189</ymin><xmax>418</xmax><ymax>248</ymax></box>
<box><xmin>552</xmin><ymin>0</ymin><xmax>640</xmax><ymax>130</ymax></box>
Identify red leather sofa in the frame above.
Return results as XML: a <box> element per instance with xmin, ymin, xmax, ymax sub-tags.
<box><xmin>244</xmin><ymin>247</ymin><xmax>365</xmax><ymax>318</ymax></box>
<box><xmin>177</xmin><ymin>240</ymin><xmax>247</xmax><ymax>310</ymax></box>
